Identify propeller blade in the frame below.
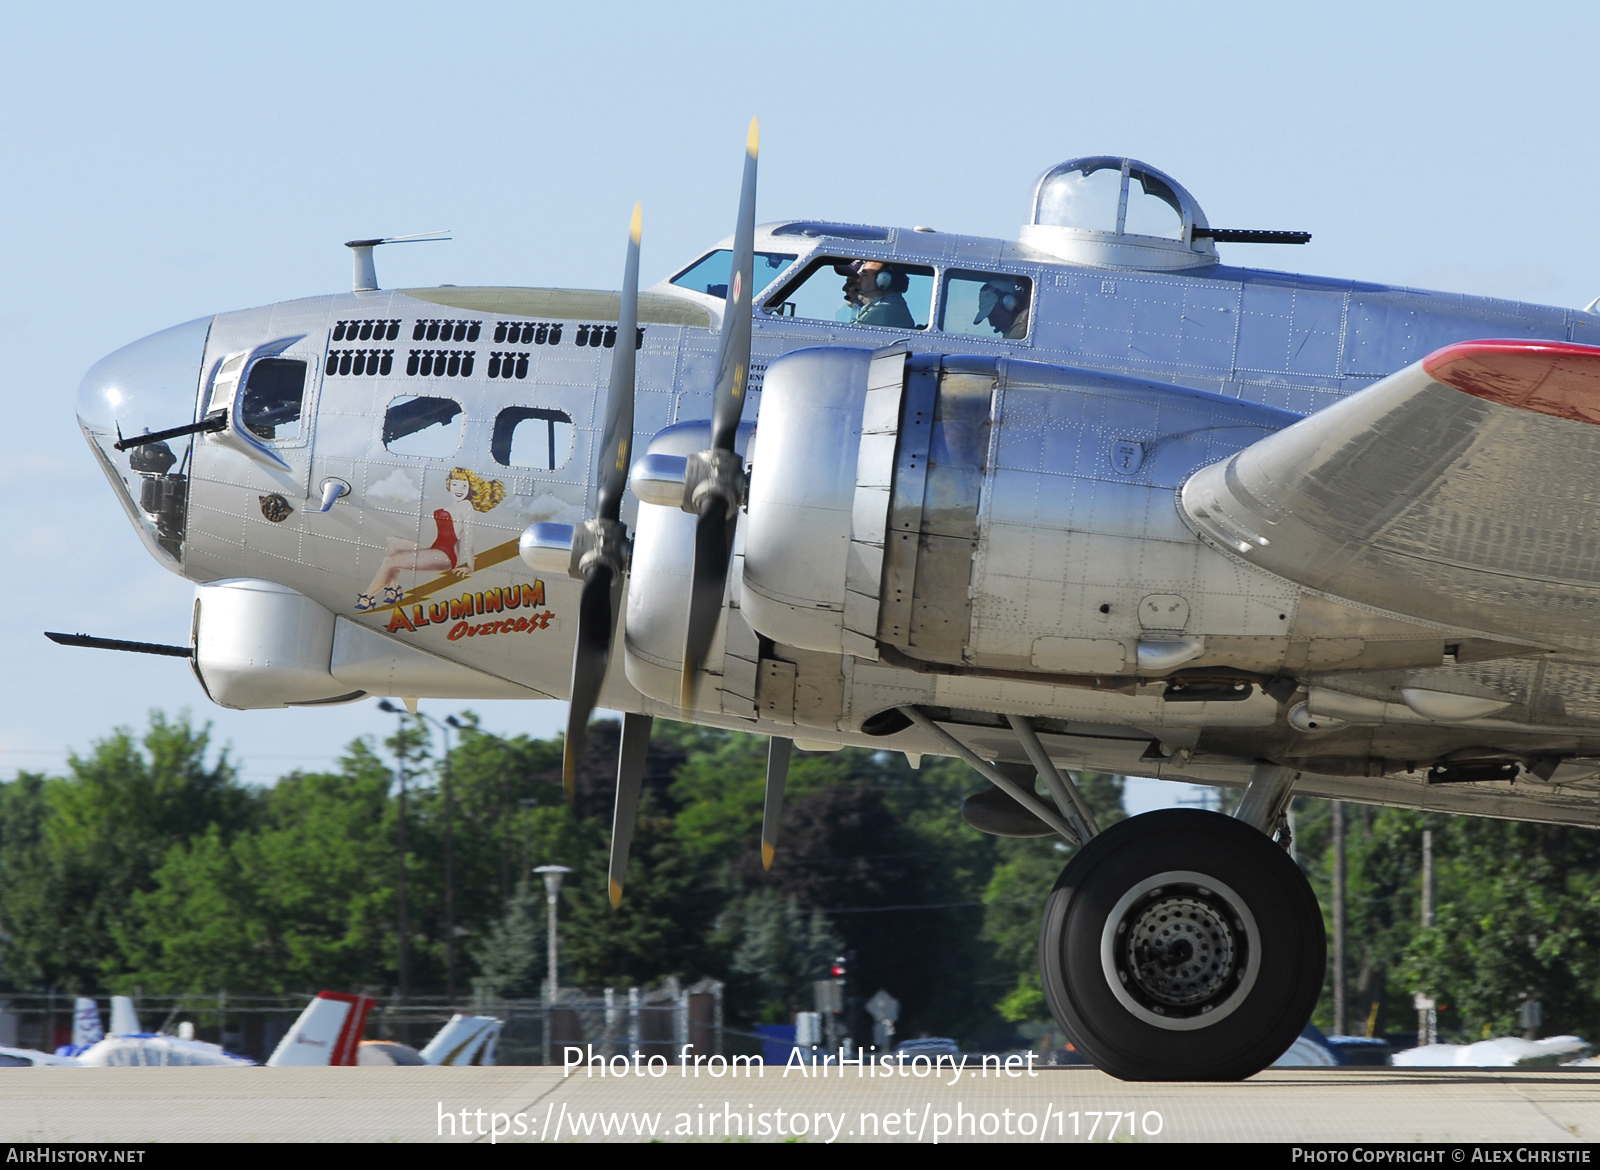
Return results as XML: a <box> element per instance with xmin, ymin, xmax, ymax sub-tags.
<box><xmin>597</xmin><ymin>203</ymin><xmax>642</xmax><ymax>521</ymax></box>
<box><xmin>562</xmin><ymin>563</ymin><xmax>617</xmax><ymax>803</ymax></box>
<box><xmin>607</xmin><ymin>712</ymin><xmax>654</xmax><ymax>907</ymax></box>
<box><xmin>711</xmin><ymin>118</ymin><xmax>758</xmax><ymax>450</ymax></box>
<box><xmin>680</xmin><ymin>119</ymin><xmax>759</xmax><ymax>706</ymax></box>
<box><xmin>560</xmin><ymin>203</ymin><xmax>643</xmax><ymax>799</ymax></box>
<box><xmin>760</xmin><ymin>736</ymin><xmax>792</xmax><ymax>870</ymax></box>
<box><xmin>679</xmin><ymin>504</ymin><xmax>734</xmax><ymax>709</ymax></box>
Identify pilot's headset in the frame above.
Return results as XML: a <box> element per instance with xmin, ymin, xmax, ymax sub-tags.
<box><xmin>847</xmin><ymin>259</ymin><xmax>909</xmax><ymax>295</ymax></box>
<box><xmin>975</xmin><ymin>277</ymin><xmax>1027</xmax><ymax>325</ymax></box>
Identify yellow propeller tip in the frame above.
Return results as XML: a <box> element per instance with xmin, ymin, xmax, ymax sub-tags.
<box><xmin>609</xmin><ymin>879</ymin><xmax>624</xmax><ymax>909</ymax></box>
<box><xmin>761</xmin><ymin>842</ymin><xmax>775</xmax><ymax>870</ymax></box>
<box><xmin>747</xmin><ymin>117</ymin><xmax>759</xmax><ymax>156</ymax></box>
<box><xmin>630</xmin><ymin>202</ymin><xmax>642</xmax><ymax>245</ymax></box>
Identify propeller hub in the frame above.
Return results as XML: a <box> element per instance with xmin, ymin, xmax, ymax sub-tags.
<box><xmin>683</xmin><ymin>447</ymin><xmax>746</xmax><ymax>520</ymax></box>
<box><xmin>572</xmin><ymin>516</ymin><xmax>631</xmax><ymax>579</ymax></box>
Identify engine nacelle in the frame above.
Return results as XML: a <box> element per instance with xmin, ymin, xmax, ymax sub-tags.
<box><xmin>623</xmin><ymin>420</ymin><xmax>754</xmax><ymax>710</ymax></box>
<box><xmin>741</xmin><ymin>347</ymin><xmax>1303</xmax><ymax>678</ymax></box>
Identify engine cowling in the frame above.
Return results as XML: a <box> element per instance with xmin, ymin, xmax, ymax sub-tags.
<box><xmin>622</xmin><ymin>420</ymin><xmax>755</xmax><ymax>712</ymax></box>
<box><xmin>739</xmin><ymin>347</ymin><xmax>878</xmax><ymax>654</ymax></box>
<box><xmin>739</xmin><ymin>347</ymin><xmax>1303</xmax><ymax>679</ymax></box>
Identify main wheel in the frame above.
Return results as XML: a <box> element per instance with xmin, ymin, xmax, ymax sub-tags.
<box><xmin>1039</xmin><ymin>808</ymin><xmax>1325</xmax><ymax>1081</ymax></box>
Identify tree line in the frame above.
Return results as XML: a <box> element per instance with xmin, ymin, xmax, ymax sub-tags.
<box><xmin>1</xmin><ymin>710</ymin><xmax>1596</xmax><ymax>1047</ymax></box>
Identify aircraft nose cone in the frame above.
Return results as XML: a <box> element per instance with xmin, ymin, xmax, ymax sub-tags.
<box><xmin>77</xmin><ymin>316</ymin><xmax>213</xmax><ymax>570</ymax></box>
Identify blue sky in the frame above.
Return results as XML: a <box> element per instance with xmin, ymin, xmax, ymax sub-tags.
<box><xmin>3</xmin><ymin>1</ymin><xmax>1597</xmax><ymax>802</ymax></box>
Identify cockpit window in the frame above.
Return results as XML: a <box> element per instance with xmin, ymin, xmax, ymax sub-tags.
<box><xmin>670</xmin><ymin>249</ymin><xmax>796</xmax><ymax>299</ymax></box>
<box><xmin>240</xmin><ymin>358</ymin><xmax>306</xmax><ymax>440</ymax></box>
<box><xmin>383</xmin><ymin>394</ymin><xmax>463</xmax><ymax>459</ymax></box>
<box><xmin>762</xmin><ymin>257</ymin><xmax>933</xmax><ymax>330</ymax></box>
<box><xmin>940</xmin><ymin>271</ymin><xmax>1032</xmax><ymax>341</ymax></box>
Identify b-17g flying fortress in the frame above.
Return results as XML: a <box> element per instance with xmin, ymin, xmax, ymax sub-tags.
<box><xmin>66</xmin><ymin>112</ymin><xmax>1600</xmax><ymax>1087</ymax></box>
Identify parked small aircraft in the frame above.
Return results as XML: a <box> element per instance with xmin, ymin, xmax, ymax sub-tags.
<box><xmin>0</xmin><ymin>994</ymin><xmax>500</xmax><ymax>1067</ymax></box>
<box><xmin>0</xmin><ymin>996</ymin><xmax>253</xmax><ymax>1067</ymax></box>
<box><xmin>267</xmin><ymin>991</ymin><xmax>501</xmax><ymax>1066</ymax></box>
<box><xmin>65</xmin><ymin>123</ymin><xmax>1600</xmax><ymax>1079</ymax></box>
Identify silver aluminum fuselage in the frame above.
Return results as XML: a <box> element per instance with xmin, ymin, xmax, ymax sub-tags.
<box><xmin>76</xmin><ymin>221</ymin><xmax>1600</xmax><ymax>825</ymax></box>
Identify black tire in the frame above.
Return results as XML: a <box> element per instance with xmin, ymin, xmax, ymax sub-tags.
<box><xmin>1039</xmin><ymin>808</ymin><xmax>1325</xmax><ymax>1081</ymax></box>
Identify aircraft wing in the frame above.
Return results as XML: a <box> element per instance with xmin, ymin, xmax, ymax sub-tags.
<box><xmin>1182</xmin><ymin>340</ymin><xmax>1600</xmax><ymax>654</ymax></box>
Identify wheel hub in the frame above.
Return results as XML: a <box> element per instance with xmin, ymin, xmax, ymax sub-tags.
<box><xmin>1100</xmin><ymin>872</ymin><xmax>1261</xmax><ymax>1031</ymax></box>
<box><xmin>1125</xmin><ymin>893</ymin><xmax>1236</xmax><ymax>1007</ymax></box>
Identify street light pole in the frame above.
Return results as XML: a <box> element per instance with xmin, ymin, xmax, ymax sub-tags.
<box><xmin>533</xmin><ymin>864</ymin><xmax>573</xmax><ymax>1065</ymax></box>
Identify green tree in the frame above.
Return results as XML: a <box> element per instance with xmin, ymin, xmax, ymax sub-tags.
<box><xmin>729</xmin><ymin>888</ymin><xmax>845</xmax><ymax>1023</ymax></box>
<box><xmin>1402</xmin><ymin>817</ymin><xmax>1600</xmax><ymax>1041</ymax></box>
<box><xmin>473</xmin><ymin>876</ymin><xmax>546</xmax><ymax>999</ymax></box>
<box><xmin>117</xmin><ymin>741</ymin><xmax>397</xmax><ymax>994</ymax></box>
<box><xmin>0</xmin><ymin>772</ymin><xmax>53</xmax><ymax>990</ymax></box>
<box><xmin>0</xmin><ymin>713</ymin><xmax>256</xmax><ymax>991</ymax></box>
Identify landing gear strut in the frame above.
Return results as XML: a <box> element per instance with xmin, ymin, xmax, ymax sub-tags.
<box><xmin>1038</xmin><ymin>808</ymin><xmax>1324</xmax><ymax>1080</ymax></box>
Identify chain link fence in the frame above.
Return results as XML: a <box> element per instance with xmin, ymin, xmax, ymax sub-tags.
<box><xmin>0</xmin><ymin>978</ymin><xmax>748</xmax><ymax>1065</ymax></box>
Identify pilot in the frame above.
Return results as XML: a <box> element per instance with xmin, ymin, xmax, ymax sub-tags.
<box><xmin>838</xmin><ymin>260</ymin><xmax>916</xmax><ymax>328</ymax></box>
<box><xmin>975</xmin><ymin>276</ymin><xmax>1030</xmax><ymax>339</ymax></box>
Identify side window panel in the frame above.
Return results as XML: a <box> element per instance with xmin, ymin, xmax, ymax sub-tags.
<box><xmin>204</xmin><ymin>352</ymin><xmax>248</xmax><ymax>416</ymax></box>
<box><xmin>240</xmin><ymin>358</ymin><xmax>307</xmax><ymax>440</ymax></box>
<box><xmin>492</xmin><ymin>406</ymin><xmax>575</xmax><ymax>471</ymax></box>
<box><xmin>940</xmin><ymin>271</ymin><xmax>1033</xmax><ymax>340</ymax></box>
<box><xmin>383</xmin><ymin>394</ymin><xmax>463</xmax><ymax>459</ymax></box>
<box><xmin>670</xmin><ymin>249</ymin><xmax>796</xmax><ymax>299</ymax></box>
<box><xmin>763</xmin><ymin>257</ymin><xmax>934</xmax><ymax>329</ymax></box>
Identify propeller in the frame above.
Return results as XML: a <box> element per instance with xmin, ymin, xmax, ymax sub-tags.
<box><xmin>760</xmin><ymin>736</ymin><xmax>792</xmax><ymax>870</ymax></box>
<box><xmin>561</xmin><ymin>202</ymin><xmax>643</xmax><ymax>804</ymax></box>
<box><xmin>679</xmin><ymin>117</ymin><xmax>759</xmax><ymax>709</ymax></box>
<box><xmin>607</xmin><ymin>712</ymin><xmax>654</xmax><ymax>907</ymax></box>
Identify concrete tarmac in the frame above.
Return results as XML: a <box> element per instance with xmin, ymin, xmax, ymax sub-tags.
<box><xmin>2</xmin><ymin>1066</ymin><xmax>1598</xmax><ymax>1143</ymax></box>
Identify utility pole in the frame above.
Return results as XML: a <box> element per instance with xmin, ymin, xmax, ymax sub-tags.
<box><xmin>418</xmin><ymin>711</ymin><xmax>463</xmax><ymax>1004</ymax></box>
<box><xmin>1421</xmin><ymin>826</ymin><xmax>1434</xmax><ymax>927</ymax></box>
<box><xmin>1418</xmin><ymin>825</ymin><xmax>1437</xmax><ymax>1046</ymax></box>
<box><xmin>378</xmin><ymin>700</ymin><xmax>412</xmax><ymax>1003</ymax></box>
<box><xmin>501</xmin><ymin>775</ymin><xmax>514</xmax><ymax>916</ymax></box>
<box><xmin>398</xmin><ymin>749</ymin><xmax>408</xmax><ymax>1003</ymax></box>
<box><xmin>443</xmin><ymin>716</ymin><xmax>458</xmax><ymax>1004</ymax></box>
<box><xmin>1331</xmin><ymin>800</ymin><xmax>1346</xmax><ymax>1037</ymax></box>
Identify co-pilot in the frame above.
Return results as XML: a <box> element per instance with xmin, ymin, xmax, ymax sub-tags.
<box><xmin>839</xmin><ymin>260</ymin><xmax>916</xmax><ymax>329</ymax></box>
<box><xmin>975</xmin><ymin>276</ymin><xmax>1030</xmax><ymax>339</ymax></box>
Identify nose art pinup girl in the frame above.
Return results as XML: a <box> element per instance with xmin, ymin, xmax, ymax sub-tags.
<box><xmin>358</xmin><ymin>467</ymin><xmax>505</xmax><ymax>610</ymax></box>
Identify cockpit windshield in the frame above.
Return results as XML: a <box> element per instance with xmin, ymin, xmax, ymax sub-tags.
<box><xmin>670</xmin><ymin>249</ymin><xmax>796</xmax><ymax>299</ymax></box>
